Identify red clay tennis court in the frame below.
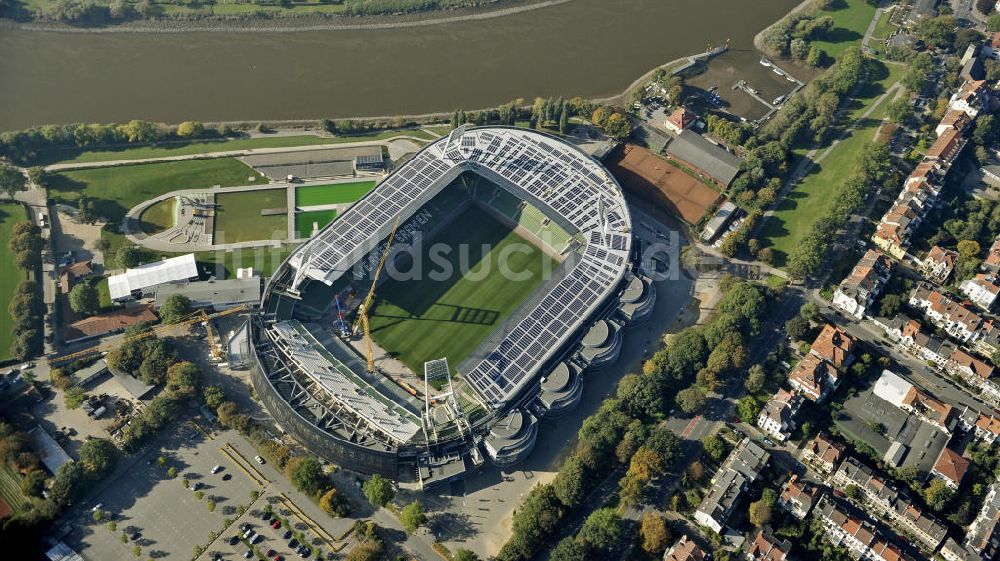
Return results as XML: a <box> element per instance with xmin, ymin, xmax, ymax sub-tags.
<box><xmin>609</xmin><ymin>144</ymin><xmax>721</xmax><ymax>224</ymax></box>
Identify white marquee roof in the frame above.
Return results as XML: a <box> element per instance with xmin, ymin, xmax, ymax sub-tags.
<box><xmin>108</xmin><ymin>253</ymin><xmax>198</xmax><ymax>300</ymax></box>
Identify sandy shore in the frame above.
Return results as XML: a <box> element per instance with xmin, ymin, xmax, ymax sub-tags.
<box><xmin>0</xmin><ymin>0</ymin><xmax>572</xmax><ymax>33</ymax></box>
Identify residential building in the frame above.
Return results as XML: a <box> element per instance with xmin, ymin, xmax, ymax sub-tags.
<box><xmin>788</xmin><ymin>353</ymin><xmax>839</xmax><ymax>402</ymax></box>
<box><xmin>919</xmin><ymin>246</ymin><xmax>957</xmax><ymax>284</ymax></box>
<box><xmin>961</xmin><ymin>273</ymin><xmax>1000</xmax><ymax>311</ymax></box>
<box><xmin>833</xmin><ymin>249</ymin><xmax>894</xmax><ymax>319</ymax></box>
<box><xmin>802</xmin><ymin>433</ymin><xmax>844</xmax><ymax>474</ymax></box>
<box><xmin>814</xmin><ymin>496</ymin><xmax>917</xmax><ymax>561</ymax></box>
<box><xmin>936</xmin><ymin>109</ymin><xmax>973</xmax><ymax>136</ymax></box>
<box><xmin>810</xmin><ymin>324</ymin><xmax>856</xmax><ymax>369</ymax></box>
<box><xmin>664</xmin><ymin>535</ymin><xmax>707</xmax><ymax>561</ymax></box>
<box><xmin>58</xmin><ymin>259</ymin><xmax>94</xmax><ymax>293</ymax></box>
<box><xmin>746</xmin><ymin>530</ymin><xmax>792</xmax><ymax>561</ymax></box>
<box><xmin>909</xmin><ymin>282</ymin><xmax>983</xmax><ymax>342</ymax></box>
<box><xmin>778</xmin><ymin>475</ymin><xmax>819</xmax><ymax>519</ymax></box>
<box><xmin>966</xmin><ymin>480</ymin><xmax>1000</xmax><ymax>560</ymax></box>
<box><xmin>63</xmin><ymin>305</ymin><xmax>158</xmax><ymax>344</ymax></box>
<box><xmin>947</xmin><ymin>348</ymin><xmax>998</xmax><ymax>401</ymax></box>
<box><xmin>873</xmin><ymin>370</ymin><xmax>956</xmax><ymax>433</ymax></box>
<box><xmin>925</xmin><ymin>127</ymin><xmax>966</xmax><ymax>166</ymax></box>
<box><xmin>665</xmin><ymin>107</ymin><xmax>696</xmax><ymax>134</ymax></box>
<box><xmin>931</xmin><ymin>447</ymin><xmax>970</xmax><ymax>489</ymax></box>
<box><xmin>694</xmin><ymin>438</ymin><xmax>769</xmax><ymax>533</ymax></box>
<box><xmin>832</xmin><ymin>456</ymin><xmax>948</xmax><ymax>551</ymax></box>
<box><xmin>757</xmin><ymin>389</ymin><xmax>802</xmax><ymax>442</ymax></box>
<box><xmin>949</xmin><ymin>79</ymin><xmax>990</xmax><ymax>118</ymax></box>
<box><xmin>984</xmin><ymin>238</ymin><xmax>1000</xmax><ymax>274</ymax></box>
<box><xmin>975</xmin><ymin>413</ymin><xmax>1000</xmax><ymax>444</ymax></box>
<box><xmin>872</xmin><ymin>200</ymin><xmax>922</xmax><ymax>259</ymax></box>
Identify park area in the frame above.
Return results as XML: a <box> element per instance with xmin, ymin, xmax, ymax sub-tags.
<box><xmin>368</xmin><ymin>205</ymin><xmax>554</xmax><ymax>374</ymax></box>
<box><xmin>47</xmin><ymin>158</ymin><xmax>264</xmax><ymax>224</ymax></box>
<box><xmin>295</xmin><ymin>210</ymin><xmax>337</xmax><ymax>239</ymax></box>
<box><xmin>214</xmin><ymin>188</ymin><xmax>289</xmax><ymax>243</ymax></box>
<box><xmin>294</xmin><ymin>181</ymin><xmax>376</xmax><ymax>206</ymax></box>
<box><xmin>609</xmin><ymin>144</ymin><xmax>720</xmax><ymax>224</ymax></box>
<box><xmin>760</xmin><ymin>61</ymin><xmax>902</xmax><ymax>265</ymax></box>
<box><xmin>0</xmin><ymin>203</ymin><xmax>28</xmax><ymax>361</ymax></box>
<box><xmin>809</xmin><ymin>0</ymin><xmax>878</xmax><ymax>61</ymax></box>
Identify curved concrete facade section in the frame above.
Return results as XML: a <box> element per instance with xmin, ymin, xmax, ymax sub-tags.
<box><xmin>619</xmin><ymin>274</ymin><xmax>657</xmax><ymax>323</ymax></box>
<box><xmin>538</xmin><ymin>361</ymin><xmax>583</xmax><ymax>418</ymax></box>
<box><xmin>578</xmin><ymin>318</ymin><xmax>624</xmax><ymax>369</ymax></box>
<box><xmin>483</xmin><ymin>409</ymin><xmax>539</xmax><ymax>467</ymax></box>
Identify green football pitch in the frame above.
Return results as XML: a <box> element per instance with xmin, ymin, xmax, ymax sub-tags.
<box><xmin>368</xmin><ymin>205</ymin><xmax>554</xmax><ymax>375</ymax></box>
<box><xmin>295</xmin><ymin>181</ymin><xmax>376</xmax><ymax>206</ymax></box>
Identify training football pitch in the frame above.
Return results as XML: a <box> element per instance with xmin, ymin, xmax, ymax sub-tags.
<box><xmin>214</xmin><ymin>188</ymin><xmax>288</xmax><ymax>243</ymax></box>
<box><xmin>368</xmin><ymin>205</ymin><xmax>554</xmax><ymax>375</ymax></box>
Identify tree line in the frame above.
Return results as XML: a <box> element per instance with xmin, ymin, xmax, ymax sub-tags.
<box><xmin>496</xmin><ymin>278</ymin><xmax>769</xmax><ymax>561</ymax></box>
<box><xmin>7</xmin><ymin>220</ymin><xmax>45</xmax><ymax>361</ymax></box>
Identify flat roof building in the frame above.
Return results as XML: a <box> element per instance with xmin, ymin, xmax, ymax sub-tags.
<box><xmin>108</xmin><ymin>253</ymin><xmax>199</xmax><ymax>301</ymax></box>
<box><xmin>665</xmin><ymin>130</ymin><xmax>743</xmax><ymax>187</ymax></box>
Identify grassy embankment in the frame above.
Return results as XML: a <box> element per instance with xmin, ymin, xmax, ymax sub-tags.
<box><xmin>0</xmin><ymin>203</ymin><xmax>28</xmax><ymax>362</ymax></box>
<box><xmin>761</xmin><ymin>61</ymin><xmax>903</xmax><ymax>264</ymax></box>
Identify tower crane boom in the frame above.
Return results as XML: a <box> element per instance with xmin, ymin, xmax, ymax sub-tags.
<box><xmin>354</xmin><ymin>216</ymin><xmax>401</xmax><ymax>373</ymax></box>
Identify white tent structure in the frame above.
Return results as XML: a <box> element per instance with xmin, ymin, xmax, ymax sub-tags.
<box><xmin>108</xmin><ymin>253</ymin><xmax>198</xmax><ymax>301</ymax></box>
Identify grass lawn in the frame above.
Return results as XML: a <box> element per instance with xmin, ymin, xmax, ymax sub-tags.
<box><xmin>0</xmin><ymin>203</ymin><xmax>28</xmax><ymax>362</ymax></box>
<box><xmin>368</xmin><ymin>205</ymin><xmax>554</xmax><ymax>374</ymax></box>
<box><xmin>810</xmin><ymin>0</ymin><xmax>878</xmax><ymax>61</ymax></box>
<box><xmin>139</xmin><ymin>197</ymin><xmax>176</xmax><ymax>235</ymax></box>
<box><xmin>870</xmin><ymin>7</ymin><xmax>896</xmax><ymax>41</ymax></box>
<box><xmin>196</xmin><ymin>245</ymin><xmax>297</xmax><ymax>279</ymax></box>
<box><xmin>762</xmin><ymin>61</ymin><xmax>902</xmax><ymax>265</ymax></box>
<box><xmin>48</xmin><ymin>158</ymin><xmax>264</xmax><ymax>223</ymax></box>
<box><xmin>294</xmin><ymin>210</ymin><xmax>337</xmax><ymax>239</ymax></box>
<box><xmin>214</xmin><ymin>189</ymin><xmax>288</xmax><ymax>243</ymax></box>
<box><xmin>294</xmin><ymin>181</ymin><xmax>376</xmax><ymax>206</ymax></box>
<box><xmin>95</xmin><ymin>276</ymin><xmax>113</xmax><ymax>310</ymax></box>
<box><xmin>36</xmin><ymin>129</ymin><xmax>437</xmax><ymax>166</ymax></box>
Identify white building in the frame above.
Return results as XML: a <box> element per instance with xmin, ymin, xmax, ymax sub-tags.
<box><xmin>108</xmin><ymin>253</ymin><xmax>199</xmax><ymax>301</ymax></box>
<box><xmin>960</xmin><ymin>273</ymin><xmax>1000</xmax><ymax>311</ymax></box>
<box><xmin>756</xmin><ymin>389</ymin><xmax>802</xmax><ymax>442</ymax></box>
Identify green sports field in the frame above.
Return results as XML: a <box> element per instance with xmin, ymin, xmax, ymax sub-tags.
<box><xmin>214</xmin><ymin>188</ymin><xmax>288</xmax><ymax>243</ymax></box>
<box><xmin>0</xmin><ymin>204</ymin><xmax>28</xmax><ymax>362</ymax></box>
<box><xmin>295</xmin><ymin>181</ymin><xmax>376</xmax><ymax>206</ymax></box>
<box><xmin>294</xmin><ymin>209</ymin><xmax>337</xmax><ymax>239</ymax></box>
<box><xmin>368</xmin><ymin>205</ymin><xmax>554</xmax><ymax>375</ymax></box>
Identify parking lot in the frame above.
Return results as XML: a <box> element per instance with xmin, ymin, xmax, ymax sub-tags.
<box><xmin>66</xmin><ymin>421</ymin><xmax>262</xmax><ymax>561</ymax></box>
<box><xmin>201</xmin><ymin>494</ymin><xmax>335</xmax><ymax>561</ymax></box>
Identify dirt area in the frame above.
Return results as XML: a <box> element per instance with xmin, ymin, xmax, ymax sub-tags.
<box><xmin>609</xmin><ymin>144</ymin><xmax>720</xmax><ymax>225</ymax></box>
<box><xmin>52</xmin><ymin>206</ymin><xmax>108</xmax><ymax>267</ymax></box>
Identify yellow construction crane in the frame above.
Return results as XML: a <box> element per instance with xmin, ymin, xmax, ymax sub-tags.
<box><xmin>49</xmin><ymin>304</ymin><xmax>250</xmax><ymax>365</ymax></box>
<box><xmin>354</xmin><ymin>216</ymin><xmax>400</xmax><ymax>373</ymax></box>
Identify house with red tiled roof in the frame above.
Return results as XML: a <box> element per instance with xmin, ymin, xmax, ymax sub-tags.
<box><xmin>789</xmin><ymin>353</ymin><xmax>839</xmax><ymax>402</ymax></box>
<box><xmin>802</xmin><ymin>433</ymin><xmax>844</xmax><ymax>474</ymax></box>
<box><xmin>984</xmin><ymin>239</ymin><xmax>1000</xmax><ymax>275</ymax></box>
<box><xmin>909</xmin><ymin>282</ymin><xmax>983</xmax><ymax>342</ymax></box>
<box><xmin>925</xmin><ymin>127</ymin><xmax>966</xmax><ymax>165</ymax></box>
<box><xmin>932</xmin><ymin>447</ymin><xmax>970</xmax><ymax>489</ymax></box>
<box><xmin>63</xmin><ymin>305</ymin><xmax>157</xmax><ymax>344</ymax></box>
<box><xmin>920</xmin><ymin>246</ymin><xmax>957</xmax><ymax>284</ymax></box>
<box><xmin>779</xmin><ymin>474</ymin><xmax>820</xmax><ymax>519</ymax></box>
<box><xmin>936</xmin><ymin>109</ymin><xmax>973</xmax><ymax>136</ymax></box>
<box><xmin>665</xmin><ymin>107</ymin><xmax>696</xmax><ymax>134</ymax></box>
<box><xmin>947</xmin><ymin>348</ymin><xmax>1000</xmax><ymax>403</ymax></box>
<box><xmin>810</xmin><ymin>324</ymin><xmax>855</xmax><ymax>368</ymax></box>
<box><xmin>975</xmin><ymin>413</ymin><xmax>1000</xmax><ymax>444</ymax></box>
<box><xmin>833</xmin><ymin>249</ymin><xmax>894</xmax><ymax>319</ymax></box>
<box><xmin>663</xmin><ymin>535</ymin><xmax>706</xmax><ymax>561</ymax></box>
<box><xmin>747</xmin><ymin>530</ymin><xmax>792</xmax><ymax>561</ymax></box>
<box><xmin>757</xmin><ymin>388</ymin><xmax>802</xmax><ymax>442</ymax></box>
<box><xmin>58</xmin><ymin>259</ymin><xmax>94</xmax><ymax>294</ymax></box>
<box><xmin>949</xmin><ymin>79</ymin><xmax>990</xmax><ymax>118</ymax></box>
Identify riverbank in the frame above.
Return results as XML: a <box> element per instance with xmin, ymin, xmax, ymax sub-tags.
<box><xmin>753</xmin><ymin>0</ymin><xmax>815</xmax><ymax>53</ymax></box>
<box><xmin>0</xmin><ymin>0</ymin><xmax>571</xmax><ymax>33</ymax></box>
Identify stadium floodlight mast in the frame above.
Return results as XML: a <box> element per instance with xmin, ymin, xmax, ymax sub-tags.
<box><xmin>442</xmin><ymin>123</ymin><xmax>470</xmax><ymax>162</ymax></box>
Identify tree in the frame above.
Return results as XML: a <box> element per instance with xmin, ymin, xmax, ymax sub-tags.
<box><xmin>50</xmin><ymin>461</ymin><xmax>86</xmax><ymax>506</ymax></box>
<box><xmin>203</xmin><ymin>385</ymin><xmax>226</xmax><ymax>409</ymax></box>
<box><xmin>676</xmin><ymin>385</ymin><xmax>707</xmax><ymax>414</ymax></box>
<box><xmin>745</xmin><ymin>364</ymin><xmax>766</xmax><ymax>393</ymax></box>
<box><xmin>549</xmin><ymin>537</ymin><xmax>587</xmax><ymax>561</ymax></box>
<box><xmin>362</xmin><ymin>474</ymin><xmax>394</xmax><ymax>508</ymax></box>
<box><xmin>640</xmin><ymin>512</ymin><xmax>670</xmax><ymax>555</ymax></box>
<box><xmin>958</xmin><ymin>239</ymin><xmax>981</xmax><ymax>258</ymax></box>
<box><xmin>79</xmin><ymin>438</ymin><xmax>118</xmax><ymax>477</ymax></box>
<box><xmin>22</xmin><ymin>469</ymin><xmax>47</xmax><ymax>497</ymax></box>
<box><xmin>400</xmin><ymin>500</ymin><xmax>427</xmax><ymax>533</ymax></box>
<box><xmin>990</xmin><ymin>13</ymin><xmax>1000</xmax><ymax>32</ymax></box>
<box><xmin>886</xmin><ymin>99</ymin><xmax>914</xmax><ymax>125</ymax></box>
<box><xmin>737</xmin><ymin>396</ymin><xmax>762</xmax><ymax>423</ymax></box>
<box><xmin>579</xmin><ymin>507</ymin><xmax>622</xmax><ymax>552</ymax></box>
<box><xmin>176</xmin><ymin>121</ymin><xmax>204</xmax><ymax>138</ymax></box>
<box><xmin>806</xmin><ymin>45</ymin><xmax>824</xmax><ymax>67</ymax></box>
<box><xmin>453</xmin><ymin>549</ymin><xmax>481</xmax><ymax>561</ymax></box>
<box><xmin>319</xmin><ymin>488</ymin><xmax>342</xmax><ymax>516</ymax></box>
<box><xmin>603</xmin><ymin>113</ymin><xmax>633</xmax><ymax>140</ymax></box>
<box><xmin>50</xmin><ymin>368</ymin><xmax>72</xmax><ymax>390</ymax></box>
<box><xmin>748</xmin><ymin>496</ymin><xmax>773</xmax><ymax>527</ymax></box>
<box><xmin>879</xmin><ymin>294</ymin><xmax>903</xmax><ymax>318</ymax></box>
<box><xmin>925</xmin><ymin>478</ymin><xmax>955</xmax><ymax>511</ymax></box>
<box><xmin>166</xmin><ymin>361</ymin><xmax>201</xmax><ymax>397</ymax></box>
<box><xmin>64</xmin><ymin>386</ymin><xmax>86</xmax><ymax>409</ymax></box>
<box><xmin>206</xmin><ymin>500</ymin><xmax>216</xmax><ymax>512</ymax></box>
<box><xmin>159</xmin><ymin>294</ymin><xmax>192</xmax><ymax>324</ymax></box>
<box><xmin>289</xmin><ymin>456</ymin><xmax>325</xmax><ymax>497</ymax></box>
<box><xmin>14</xmin><ymin>249</ymin><xmax>39</xmax><ymax>270</ymax></box>
<box><xmin>69</xmin><ymin>283</ymin><xmax>100</xmax><ymax>316</ymax></box>
<box><xmin>0</xmin><ymin>164</ymin><xmax>26</xmax><ymax>199</ymax></box>
<box><xmin>800</xmin><ymin>301</ymin><xmax>821</xmax><ymax>322</ymax></box>
<box><xmin>552</xmin><ymin>455</ymin><xmax>588</xmax><ymax>508</ymax></box>
<box><xmin>701</xmin><ymin>435</ymin><xmax>728</xmax><ymax>462</ymax></box>
<box><xmin>116</xmin><ymin>245</ymin><xmax>145</xmax><ymax>269</ymax></box>
<box><xmin>785</xmin><ymin>315</ymin><xmax>810</xmax><ymax>341</ymax></box>
<box><xmin>559</xmin><ymin>104</ymin><xmax>569</xmax><ymax>134</ymax></box>
<box><xmin>345</xmin><ymin>542</ymin><xmax>382</xmax><ymax>561</ymax></box>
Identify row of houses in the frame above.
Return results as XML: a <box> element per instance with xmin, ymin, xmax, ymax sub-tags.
<box><xmin>756</xmin><ymin>325</ymin><xmax>855</xmax><ymax>442</ymax></box>
<box><xmin>871</xmin><ymin>79</ymin><xmax>988</xmax><ymax>261</ymax></box>
<box><xmin>813</xmin><ymin>495</ymin><xmax>918</xmax><ymax>561</ymax></box>
<box><xmin>942</xmin><ymin>479</ymin><xmax>1000</xmax><ymax>561</ymax></box>
<box><xmin>693</xmin><ymin>438</ymin><xmax>770</xmax><ymax>534</ymax></box>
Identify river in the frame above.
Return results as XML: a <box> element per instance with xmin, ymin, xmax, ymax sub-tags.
<box><xmin>0</xmin><ymin>0</ymin><xmax>800</xmax><ymax>131</ymax></box>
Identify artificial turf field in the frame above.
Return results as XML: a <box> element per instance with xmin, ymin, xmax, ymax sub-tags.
<box><xmin>295</xmin><ymin>181</ymin><xmax>376</xmax><ymax>206</ymax></box>
<box><xmin>294</xmin><ymin>209</ymin><xmax>337</xmax><ymax>239</ymax></box>
<box><xmin>368</xmin><ymin>204</ymin><xmax>554</xmax><ymax>375</ymax></box>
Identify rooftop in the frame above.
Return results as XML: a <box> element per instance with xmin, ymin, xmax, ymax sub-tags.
<box><xmin>665</xmin><ymin>129</ymin><xmax>743</xmax><ymax>186</ymax></box>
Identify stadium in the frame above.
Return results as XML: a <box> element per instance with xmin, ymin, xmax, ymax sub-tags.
<box><xmin>245</xmin><ymin>126</ymin><xmax>657</xmax><ymax>487</ymax></box>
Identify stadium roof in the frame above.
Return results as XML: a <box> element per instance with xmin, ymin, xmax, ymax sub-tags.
<box><xmin>108</xmin><ymin>253</ymin><xmax>198</xmax><ymax>300</ymax></box>
<box><xmin>666</xmin><ymin>130</ymin><xmax>743</xmax><ymax>186</ymax></box>
<box><xmin>270</xmin><ymin>320</ymin><xmax>421</xmax><ymax>443</ymax></box>
<box><xmin>281</xmin><ymin>127</ymin><xmax>633</xmax><ymax>408</ymax></box>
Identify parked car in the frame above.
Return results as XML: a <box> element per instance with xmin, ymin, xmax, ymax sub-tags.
<box><xmin>229</xmin><ymin>536</ymin><xmax>240</xmax><ymax>546</ymax></box>
<box><xmin>267</xmin><ymin>549</ymin><xmax>276</xmax><ymax>558</ymax></box>
<box><xmin>255</xmin><ymin>455</ymin><xmax>265</xmax><ymax>464</ymax></box>
<box><xmin>243</xmin><ymin>551</ymin><xmax>253</xmax><ymax>559</ymax></box>
<box><xmin>261</xmin><ymin>511</ymin><xmax>271</xmax><ymax>521</ymax></box>
<box><xmin>211</xmin><ymin>465</ymin><xmax>223</xmax><ymax>474</ymax></box>
<box><xmin>222</xmin><ymin>473</ymin><xmax>232</xmax><ymax>481</ymax></box>
<box><xmin>270</xmin><ymin>519</ymin><xmax>282</xmax><ymax>529</ymax></box>
<box><xmin>283</xmin><ymin>530</ymin><xmax>292</xmax><ymax>540</ymax></box>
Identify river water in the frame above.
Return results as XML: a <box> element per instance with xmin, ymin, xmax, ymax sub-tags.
<box><xmin>0</xmin><ymin>0</ymin><xmax>799</xmax><ymax>130</ymax></box>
